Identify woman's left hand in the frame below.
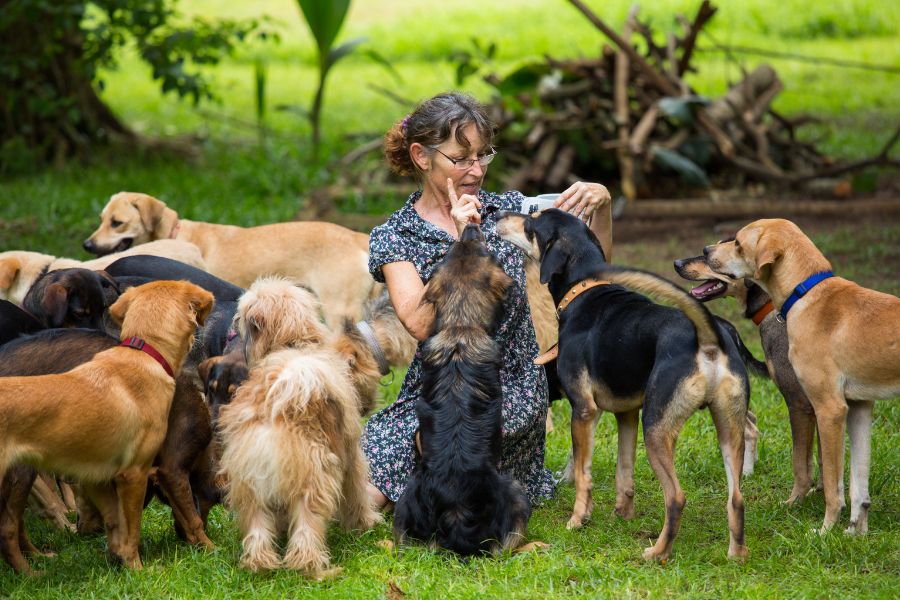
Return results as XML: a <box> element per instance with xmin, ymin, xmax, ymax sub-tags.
<box><xmin>554</xmin><ymin>181</ymin><xmax>611</xmax><ymax>222</ymax></box>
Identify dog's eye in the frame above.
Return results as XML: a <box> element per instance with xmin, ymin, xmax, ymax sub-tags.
<box><xmin>111</xmin><ymin>219</ymin><xmax>123</xmax><ymax>228</ymax></box>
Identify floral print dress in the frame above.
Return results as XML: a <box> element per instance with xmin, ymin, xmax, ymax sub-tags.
<box><xmin>363</xmin><ymin>189</ymin><xmax>555</xmax><ymax>504</ymax></box>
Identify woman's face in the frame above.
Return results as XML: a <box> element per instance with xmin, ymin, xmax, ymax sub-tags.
<box><xmin>417</xmin><ymin>123</ymin><xmax>491</xmax><ymax>201</ymax></box>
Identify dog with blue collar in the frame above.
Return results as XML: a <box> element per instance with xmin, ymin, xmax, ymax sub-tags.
<box><xmin>705</xmin><ymin>217</ymin><xmax>900</xmax><ymax>538</ymax></box>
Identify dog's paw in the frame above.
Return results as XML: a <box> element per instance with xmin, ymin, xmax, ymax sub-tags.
<box><xmin>728</xmin><ymin>544</ymin><xmax>749</xmax><ymax>561</ymax></box>
<box><xmin>514</xmin><ymin>541</ymin><xmax>550</xmax><ymax>554</ymax></box>
<box><xmin>613</xmin><ymin>500</ymin><xmax>635</xmax><ymax>520</ymax></box>
<box><xmin>376</xmin><ymin>539</ymin><xmax>395</xmax><ymax>552</ymax></box>
<box><xmin>565</xmin><ymin>514</ymin><xmax>587</xmax><ymax>530</ymax></box>
<box><xmin>641</xmin><ymin>545</ymin><xmax>671</xmax><ymax>564</ymax></box>
<box><xmin>844</xmin><ymin>521</ymin><xmax>868</xmax><ymax>536</ymax></box>
<box><xmin>314</xmin><ymin>566</ymin><xmax>343</xmax><ymax>581</ymax></box>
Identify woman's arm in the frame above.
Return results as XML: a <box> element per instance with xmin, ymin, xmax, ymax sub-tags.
<box><xmin>382</xmin><ymin>261</ymin><xmax>435</xmax><ymax>342</ymax></box>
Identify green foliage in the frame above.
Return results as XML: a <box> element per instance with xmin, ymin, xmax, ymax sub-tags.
<box><xmin>0</xmin><ymin>0</ymin><xmax>261</xmax><ymax>174</ymax></box>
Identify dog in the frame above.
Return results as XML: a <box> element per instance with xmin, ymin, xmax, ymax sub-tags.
<box><xmin>84</xmin><ymin>191</ymin><xmax>376</xmax><ymax>329</ymax></box>
<box><xmin>0</xmin><ymin>300</ymin><xmax>42</xmax><ymax>347</ymax></box>
<box><xmin>392</xmin><ymin>225</ymin><xmax>533</xmax><ymax>556</ymax></box>
<box><xmin>0</xmin><ymin>280</ymin><xmax>213</xmax><ymax>570</ymax></box>
<box><xmin>0</xmin><ymin>239</ymin><xmax>205</xmax><ymax>305</ymax></box>
<box><xmin>498</xmin><ymin>209</ymin><xmax>749</xmax><ymax>561</ymax></box>
<box><xmin>21</xmin><ymin>268</ymin><xmax>117</xmax><ymax>329</ymax></box>
<box><xmin>675</xmin><ymin>250</ymin><xmax>821</xmax><ymax>503</ymax></box>
<box><xmin>216</xmin><ymin>277</ymin><xmax>379</xmax><ymax>577</ymax></box>
<box><xmin>704</xmin><ymin>217</ymin><xmax>900</xmax><ymax>535</ymax></box>
<box><xmin>104</xmin><ymin>254</ymin><xmax>244</xmax><ymax>303</ymax></box>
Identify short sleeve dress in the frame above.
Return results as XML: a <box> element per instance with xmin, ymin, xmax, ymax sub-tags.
<box><xmin>364</xmin><ymin>189</ymin><xmax>556</xmax><ymax>504</ymax></box>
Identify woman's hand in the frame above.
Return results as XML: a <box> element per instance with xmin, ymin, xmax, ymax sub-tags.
<box><xmin>447</xmin><ymin>178</ymin><xmax>482</xmax><ymax>236</ymax></box>
<box><xmin>554</xmin><ymin>181</ymin><xmax>611</xmax><ymax>222</ymax></box>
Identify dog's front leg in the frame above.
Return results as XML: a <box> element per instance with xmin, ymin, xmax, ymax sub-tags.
<box><xmin>82</xmin><ymin>481</ymin><xmax>125</xmax><ymax>563</ymax></box>
<box><xmin>0</xmin><ymin>465</ymin><xmax>41</xmax><ymax>574</ymax></box>
<box><xmin>567</xmin><ymin>394</ymin><xmax>599</xmax><ymax>529</ymax></box>
<box><xmin>613</xmin><ymin>409</ymin><xmax>639</xmax><ymax>520</ymax></box>
<box><xmin>845</xmin><ymin>400</ymin><xmax>874</xmax><ymax>535</ymax></box>
<box><xmin>809</xmin><ymin>395</ymin><xmax>848</xmax><ymax>534</ymax></box>
<box><xmin>114</xmin><ymin>467</ymin><xmax>151</xmax><ymax>569</ymax></box>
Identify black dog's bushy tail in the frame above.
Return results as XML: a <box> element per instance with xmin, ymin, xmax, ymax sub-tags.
<box><xmin>597</xmin><ymin>266</ymin><xmax>723</xmax><ymax>351</ymax></box>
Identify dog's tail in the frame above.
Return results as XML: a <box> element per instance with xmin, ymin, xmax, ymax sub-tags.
<box><xmin>261</xmin><ymin>349</ymin><xmax>358</xmax><ymax>421</ymax></box>
<box><xmin>597</xmin><ymin>266</ymin><xmax>723</xmax><ymax>351</ymax></box>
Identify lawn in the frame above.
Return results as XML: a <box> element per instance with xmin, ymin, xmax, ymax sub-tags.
<box><xmin>0</xmin><ymin>0</ymin><xmax>898</xmax><ymax>597</ymax></box>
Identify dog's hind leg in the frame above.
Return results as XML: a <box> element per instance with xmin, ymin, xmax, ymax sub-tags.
<box><xmin>566</xmin><ymin>395</ymin><xmax>600</xmax><ymax>529</ymax></box>
<box><xmin>155</xmin><ymin>462</ymin><xmax>215</xmax><ymax>550</ymax></box>
<box><xmin>742</xmin><ymin>411</ymin><xmax>759</xmax><ymax>476</ymax></box>
<box><xmin>0</xmin><ymin>465</ymin><xmax>41</xmax><ymax>574</ymax></box>
<box><xmin>234</xmin><ymin>483</ymin><xmax>280</xmax><ymax>572</ymax></box>
<box><xmin>338</xmin><ymin>446</ymin><xmax>382</xmax><ymax>531</ymax></box>
<box><xmin>785</xmin><ymin>400</ymin><xmax>817</xmax><ymax>505</ymax></box>
<box><xmin>845</xmin><ymin>400</ymin><xmax>874</xmax><ymax>535</ymax></box>
<box><xmin>709</xmin><ymin>397</ymin><xmax>749</xmax><ymax>560</ymax></box>
<box><xmin>82</xmin><ymin>481</ymin><xmax>126</xmax><ymax>564</ymax></box>
<box><xmin>641</xmin><ymin>419</ymin><xmax>688</xmax><ymax>562</ymax></box>
<box><xmin>283</xmin><ymin>501</ymin><xmax>336</xmax><ymax>579</ymax></box>
<box><xmin>613</xmin><ymin>409</ymin><xmax>639</xmax><ymax>520</ymax></box>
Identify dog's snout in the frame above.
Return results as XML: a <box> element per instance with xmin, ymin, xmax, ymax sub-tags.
<box><xmin>674</xmin><ymin>258</ymin><xmax>686</xmax><ymax>269</ymax></box>
<box><xmin>83</xmin><ymin>239</ymin><xmax>95</xmax><ymax>253</ymax></box>
<box><xmin>703</xmin><ymin>245</ymin><xmax>711</xmax><ymax>257</ymax></box>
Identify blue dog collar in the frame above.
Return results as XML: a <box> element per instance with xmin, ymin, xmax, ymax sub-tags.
<box><xmin>778</xmin><ymin>271</ymin><xmax>834</xmax><ymax>320</ymax></box>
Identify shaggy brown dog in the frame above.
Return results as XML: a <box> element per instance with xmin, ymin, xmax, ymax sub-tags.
<box><xmin>84</xmin><ymin>191</ymin><xmax>375</xmax><ymax>329</ymax></box>
<box><xmin>705</xmin><ymin>218</ymin><xmax>900</xmax><ymax>535</ymax></box>
<box><xmin>0</xmin><ymin>280</ymin><xmax>213</xmax><ymax>570</ymax></box>
<box><xmin>217</xmin><ymin>278</ymin><xmax>380</xmax><ymax>577</ymax></box>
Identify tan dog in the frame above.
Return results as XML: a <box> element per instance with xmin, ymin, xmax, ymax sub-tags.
<box><xmin>84</xmin><ymin>191</ymin><xmax>375</xmax><ymax>328</ymax></box>
<box><xmin>705</xmin><ymin>218</ymin><xmax>900</xmax><ymax>534</ymax></box>
<box><xmin>0</xmin><ymin>239</ymin><xmax>205</xmax><ymax>305</ymax></box>
<box><xmin>217</xmin><ymin>278</ymin><xmax>380</xmax><ymax>577</ymax></box>
<box><xmin>0</xmin><ymin>280</ymin><xmax>213</xmax><ymax>570</ymax></box>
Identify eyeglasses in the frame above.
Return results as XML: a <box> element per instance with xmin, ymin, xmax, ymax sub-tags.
<box><xmin>428</xmin><ymin>146</ymin><xmax>497</xmax><ymax>170</ymax></box>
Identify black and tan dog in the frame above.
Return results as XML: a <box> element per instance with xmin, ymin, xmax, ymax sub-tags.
<box><xmin>392</xmin><ymin>225</ymin><xmax>532</xmax><ymax>557</ymax></box>
<box><xmin>21</xmin><ymin>268</ymin><xmax>117</xmax><ymax>330</ymax></box>
<box><xmin>674</xmin><ymin>250</ymin><xmax>822</xmax><ymax>505</ymax></box>
<box><xmin>705</xmin><ymin>218</ymin><xmax>900</xmax><ymax>535</ymax></box>
<box><xmin>498</xmin><ymin>209</ymin><xmax>749</xmax><ymax>561</ymax></box>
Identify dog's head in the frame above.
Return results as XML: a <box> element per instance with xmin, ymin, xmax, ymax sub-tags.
<box><xmin>108</xmin><ymin>280</ymin><xmax>214</xmax><ymax>359</ymax></box>
<box><xmin>84</xmin><ymin>192</ymin><xmax>178</xmax><ymax>256</ymax></box>
<box><xmin>421</xmin><ymin>224</ymin><xmax>513</xmax><ymax>336</ymax></box>
<box><xmin>673</xmin><ymin>243</ymin><xmax>753</xmax><ymax>308</ymax></box>
<box><xmin>497</xmin><ymin>209</ymin><xmax>605</xmax><ymax>287</ymax></box>
<box><xmin>198</xmin><ymin>354</ymin><xmax>249</xmax><ymax>423</ymax></box>
<box><xmin>0</xmin><ymin>251</ymin><xmax>56</xmax><ymax>304</ymax></box>
<box><xmin>704</xmin><ymin>218</ymin><xmax>830</xmax><ymax>290</ymax></box>
<box><xmin>22</xmin><ymin>268</ymin><xmax>119</xmax><ymax>329</ymax></box>
<box><xmin>234</xmin><ymin>276</ymin><xmax>328</xmax><ymax>366</ymax></box>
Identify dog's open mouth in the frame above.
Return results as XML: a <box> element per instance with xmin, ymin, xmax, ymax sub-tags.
<box><xmin>111</xmin><ymin>238</ymin><xmax>134</xmax><ymax>254</ymax></box>
<box><xmin>689</xmin><ymin>279</ymin><xmax>726</xmax><ymax>301</ymax></box>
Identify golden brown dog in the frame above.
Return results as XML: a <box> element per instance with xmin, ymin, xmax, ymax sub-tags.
<box><xmin>217</xmin><ymin>277</ymin><xmax>380</xmax><ymax>577</ymax></box>
<box><xmin>0</xmin><ymin>240</ymin><xmax>205</xmax><ymax>305</ymax></box>
<box><xmin>705</xmin><ymin>218</ymin><xmax>900</xmax><ymax>534</ymax></box>
<box><xmin>84</xmin><ymin>191</ymin><xmax>376</xmax><ymax>329</ymax></box>
<box><xmin>0</xmin><ymin>280</ymin><xmax>213</xmax><ymax>570</ymax></box>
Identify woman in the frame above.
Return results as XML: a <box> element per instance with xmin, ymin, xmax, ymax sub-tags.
<box><xmin>365</xmin><ymin>91</ymin><xmax>612</xmax><ymax>509</ymax></box>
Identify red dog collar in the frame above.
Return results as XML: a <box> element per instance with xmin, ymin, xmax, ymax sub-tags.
<box><xmin>120</xmin><ymin>336</ymin><xmax>175</xmax><ymax>378</ymax></box>
<box><xmin>751</xmin><ymin>301</ymin><xmax>775</xmax><ymax>326</ymax></box>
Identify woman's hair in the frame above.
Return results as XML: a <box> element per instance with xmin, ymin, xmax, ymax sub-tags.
<box><xmin>384</xmin><ymin>92</ymin><xmax>495</xmax><ymax>179</ymax></box>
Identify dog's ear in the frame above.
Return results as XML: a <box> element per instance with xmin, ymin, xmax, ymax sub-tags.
<box><xmin>753</xmin><ymin>234</ymin><xmax>781</xmax><ymax>282</ymax></box>
<box><xmin>0</xmin><ymin>257</ymin><xmax>21</xmax><ymax>294</ymax></box>
<box><xmin>94</xmin><ymin>270</ymin><xmax>121</xmax><ymax>306</ymax></box>
<box><xmin>189</xmin><ymin>288</ymin><xmax>215</xmax><ymax>326</ymax></box>
<box><xmin>197</xmin><ymin>355</ymin><xmax>222</xmax><ymax>387</ymax></box>
<box><xmin>539</xmin><ymin>242</ymin><xmax>569</xmax><ymax>285</ymax></box>
<box><xmin>41</xmin><ymin>283</ymin><xmax>70</xmax><ymax>327</ymax></box>
<box><xmin>107</xmin><ymin>286</ymin><xmax>135</xmax><ymax>327</ymax></box>
<box><xmin>131</xmin><ymin>193</ymin><xmax>177</xmax><ymax>239</ymax></box>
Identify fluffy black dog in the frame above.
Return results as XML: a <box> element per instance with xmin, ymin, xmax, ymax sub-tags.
<box><xmin>392</xmin><ymin>225</ymin><xmax>531</xmax><ymax>556</ymax></box>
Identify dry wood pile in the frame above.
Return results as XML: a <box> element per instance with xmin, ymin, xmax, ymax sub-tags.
<box><xmin>305</xmin><ymin>0</ymin><xmax>898</xmax><ymax>221</ymax></box>
<box><xmin>489</xmin><ymin>0</ymin><xmax>899</xmax><ymax>198</ymax></box>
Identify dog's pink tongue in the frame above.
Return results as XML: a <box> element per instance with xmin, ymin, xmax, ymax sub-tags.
<box><xmin>690</xmin><ymin>280</ymin><xmax>723</xmax><ymax>300</ymax></box>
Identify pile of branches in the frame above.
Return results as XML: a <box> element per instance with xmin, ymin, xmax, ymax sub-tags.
<box><xmin>309</xmin><ymin>0</ymin><xmax>897</xmax><ymax>220</ymax></box>
<box><xmin>488</xmin><ymin>0</ymin><xmax>899</xmax><ymax>198</ymax></box>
